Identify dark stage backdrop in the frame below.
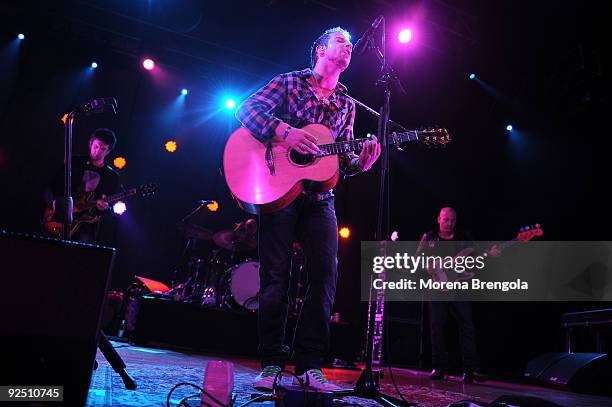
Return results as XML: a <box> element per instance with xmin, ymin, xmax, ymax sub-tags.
<box><xmin>0</xmin><ymin>0</ymin><xmax>609</xmax><ymax>377</ymax></box>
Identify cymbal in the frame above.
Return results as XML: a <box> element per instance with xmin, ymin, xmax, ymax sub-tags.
<box><xmin>213</xmin><ymin>229</ymin><xmax>257</xmax><ymax>251</ymax></box>
<box><xmin>178</xmin><ymin>223</ymin><xmax>213</xmax><ymax>240</ymax></box>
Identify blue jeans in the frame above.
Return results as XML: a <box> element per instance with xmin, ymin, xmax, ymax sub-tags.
<box><xmin>258</xmin><ymin>194</ymin><xmax>338</xmax><ymax>375</ymax></box>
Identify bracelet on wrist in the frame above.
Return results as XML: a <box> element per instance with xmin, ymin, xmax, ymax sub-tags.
<box><xmin>283</xmin><ymin>126</ymin><xmax>293</xmax><ymax>140</ymax></box>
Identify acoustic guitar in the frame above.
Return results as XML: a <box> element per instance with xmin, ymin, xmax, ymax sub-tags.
<box><xmin>223</xmin><ymin>123</ymin><xmax>450</xmax><ymax>214</ymax></box>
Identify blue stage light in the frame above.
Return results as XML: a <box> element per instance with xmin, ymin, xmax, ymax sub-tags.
<box><xmin>469</xmin><ymin>73</ymin><xmax>476</xmax><ymax>80</ymax></box>
<box><xmin>225</xmin><ymin>99</ymin><xmax>236</xmax><ymax>109</ymax></box>
<box><xmin>91</xmin><ymin>62</ymin><xmax>98</xmax><ymax>69</ymax></box>
<box><xmin>181</xmin><ymin>88</ymin><xmax>188</xmax><ymax>95</ymax></box>
<box><xmin>17</xmin><ymin>33</ymin><xmax>25</xmax><ymax>40</ymax></box>
<box><xmin>506</xmin><ymin>124</ymin><xmax>513</xmax><ymax>131</ymax></box>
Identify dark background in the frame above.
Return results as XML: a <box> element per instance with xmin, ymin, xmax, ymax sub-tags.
<box><xmin>0</xmin><ymin>0</ymin><xmax>610</xmax><ymax>377</ymax></box>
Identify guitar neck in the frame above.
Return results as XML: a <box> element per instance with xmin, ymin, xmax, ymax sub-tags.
<box><xmin>496</xmin><ymin>238</ymin><xmax>519</xmax><ymax>252</ymax></box>
<box><xmin>316</xmin><ymin>131</ymin><xmax>431</xmax><ymax>157</ymax></box>
<box><xmin>106</xmin><ymin>188</ymin><xmax>138</xmax><ymax>203</ymax></box>
<box><xmin>82</xmin><ymin>189</ymin><xmax>138</xmax><ymax>210</ymax></box>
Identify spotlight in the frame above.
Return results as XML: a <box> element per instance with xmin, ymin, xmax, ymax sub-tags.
<box><xmin>91</xmin><ymin>62</ymin><xmax>98</xmax><ymax>69</ymax></box>
<box><xmin>165</xmin><ymin>140</ymin><xmax>177</xmax><ymax>153</ymax></box>
<box><xmin>469</xmin><ymin>73</ymin><xmax>476</xmax><ymax>80</ymax></box>
<box><xmin>181</xmin><ymin>88</ymin><xmax>188</xmax><ymax>95</ymax></box>
<box><xmin>113</xmin><ymin>201</ymin><xmax>127</xmax><ymax>215</ymax></box>
<box><xmin>339</xmin><ymin>227</ymin><xmax>351</xmax><ymax>239</ymax></box>
<box><xmin>113</xmin><ymin>156</ymin><xmax>126</xmax><ymax>170</ymax></box>
<box><xmin>206</xmin><ymin>201</ymin><xmax>219</xmax><ymax>212</ymax></box>
<box><xmin>224</xmin><ymin>99</ymin><xmax>236</xmax><ymax>110</ymax></box>
<box><xmin>506</xmin><ymin>124</ymin><xmax>513</xmax><ymax>131</ymax></box>
<box><xmin>398</xmin><ymin>29</ymin><xmax>412</xmax><ymax>44</ymax></box>
<box><xmin>17</xmin><ymin>33</ymin><xmax>25</xmax><ymax>40</ymax></box>
<box><xmin>142</xmin><ymin>58</ymin><xmax>155</xmax><ymax>71</ymax></box>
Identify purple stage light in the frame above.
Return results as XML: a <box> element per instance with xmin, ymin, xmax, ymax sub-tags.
<box><xmin>398</xmin><ymin>29</ymin><xmax>412</xmax><ymax>44</ymax></box>
<box><xmin>142</xmin><ymin>58</ymin><xmax>155</xmax><ymax>71</ymax></box>
<box><xmin>113</xmin><ymin>201</ymin><xmax>127</xmax><ymax>215</ymax></box>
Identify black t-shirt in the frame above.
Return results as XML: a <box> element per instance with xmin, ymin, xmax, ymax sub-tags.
<box><xmin>50</xmin><ymin>156</ymin><xmax>121</xmax><ymax>203</ymax></box>
<box><xmin>71</xmin><ymin>156</ymin><xmax>121</xmax><ymax>199</ymax></box>
<box><xmin>417</xmin><ymin>229</ymin><xmax>475</xmax><ymax>258</ymax></box>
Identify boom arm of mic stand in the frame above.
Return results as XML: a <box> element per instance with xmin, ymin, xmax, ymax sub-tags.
<box><xmin>341</xmin><ymin>93</ymin><xmax>409</xmax><ymax>132</ymax></box>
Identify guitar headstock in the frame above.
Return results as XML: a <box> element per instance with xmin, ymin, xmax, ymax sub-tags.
<box><xmin>517</xmin><ymin>224</ymin><xmax>544</xmax><ymax>242</ymax></box>
<box><xmin>418</xmin><ymin>127</ymin><xmax>452</xmax><ymax>147</ymax></box>
<box><xmin>138</xmin><ymin>183</ymin><xmax>157</xmax><ymax>197</ymax></box>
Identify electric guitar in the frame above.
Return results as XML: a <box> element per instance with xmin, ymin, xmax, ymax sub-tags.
<box><xmin>43</xmin><ymin>183</ymin><xmax>157</xmax><ymax>237</ymax></box>
<box><xmin>431</xmin><ymin>224</ymin><xmax>544</xmax><ymax>284</ymax></box>
<box><xmin>223</xmin><ymin>123</ymin><xmax>451</xmax><ymax>214</ymax></box>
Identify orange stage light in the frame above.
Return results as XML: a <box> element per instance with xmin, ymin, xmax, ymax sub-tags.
<box><xmin>113</xmin><ymin>156</ymin><xmax>126</xmax><ymax>169</ymax></box>
<box><xmin>165</xmin><ymin>140</ymin><xmax>177</xmax><ymax>153</ymax></box>
<box><xmin>207</xmin><ymin>200</ymin><xmax>219</xmax><ymax>212</ymax></box>
<box><xmin>339</xmin><ymin>227</ymin><xmax>351</xmax><ymax>239</ymax></box>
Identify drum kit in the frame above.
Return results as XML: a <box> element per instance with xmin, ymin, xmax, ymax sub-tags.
<box><xmin>170</xmin><ymin>218</ymin><xmax>305</xmax><ymax>314</ymax></box>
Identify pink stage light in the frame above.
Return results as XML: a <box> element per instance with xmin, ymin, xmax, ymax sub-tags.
<box><xmin>113</xmin><ymin>201</ymin><xmax>127</xmax><ymax>215</ymax></box>
<box><xmin>398</xmin><ymin>29</ymin><xmax>412</xmax><ymax>44</ymax></box>
<box><xmin>142</xmin><ymin>58</ymin><xmax>155</xmax><ymax>70</ymax></box>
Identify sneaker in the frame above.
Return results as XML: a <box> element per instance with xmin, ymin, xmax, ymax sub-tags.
<box><xmin>292</xmin><ymin>369</ymin><xmax>341</xmax><ymax>391</ymax></box>
<box><xmin>429</xmin><ymin>368</ymin><xmax>445</xmax><ymax>380</ymax></box>
<box><xmin>253</xmin><ymin>365</ymin><xmax>282</xmax><ymax>391</ymax></box>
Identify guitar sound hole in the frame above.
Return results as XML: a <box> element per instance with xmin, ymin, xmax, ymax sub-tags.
<box><xmin>289</xmin><ymin>149</ymin><xmax>315</xmax><ymax>166</ymax></box>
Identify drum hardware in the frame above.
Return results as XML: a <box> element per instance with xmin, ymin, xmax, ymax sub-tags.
<box><xmin>178</xmin><ymin>223</ymin><xmax>214</xmax><ymax>241</ymax></box>
<box><xmin>223</xmin><ymin>260</ymin><xmax>261</xmax><ymax>311</ymax></box>
<box><xmin>170</xmin><ymin>217</ymin><xmax>303</xmax><ymax>312</ymax></box>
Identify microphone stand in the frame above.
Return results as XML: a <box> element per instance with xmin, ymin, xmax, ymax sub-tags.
<box><xmin>334</xmin><ymin>17</ymin><xmax>414</xmax><ymax>407</ymax></box>
<box><xmin>56</xmin><ymin>98</ymin><xmax>118</xmax><ymax>240</ymax></box>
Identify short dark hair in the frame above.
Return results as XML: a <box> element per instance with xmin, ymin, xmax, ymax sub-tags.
<box><xmin>310</xmin><ymin>27</ymin><xmax>350</xmax><ymax>69</ymax></box>
<box><xmin>90</xmin><ymin>128</ymin><xmax>117</xmax><ymax>150</ymax></box>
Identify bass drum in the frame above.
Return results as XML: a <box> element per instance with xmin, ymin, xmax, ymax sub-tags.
<box><xmin>226</xmin><ymin>260</ymin><xmax>260</xmax><ymax>310</ymax></box>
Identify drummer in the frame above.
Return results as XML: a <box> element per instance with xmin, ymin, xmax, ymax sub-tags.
<box><xmin>232</xmin><ymin>219</ymin><xmax>258</xmax><ymax>262</ymax></box>
<box><xmin>233</xmin><ymin>218</ymin><xmax>257</xmax><ymax>249</ymax></box>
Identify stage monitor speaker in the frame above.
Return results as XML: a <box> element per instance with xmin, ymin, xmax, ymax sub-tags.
<box><xmin>0</xmin><ymin>231</ymin><xmax>115</xmax><ymax>406</ymax></box>
<box><xmin>525</xmin><ymin>352</ymin><xmax>611</xmax><ymax>395</ymax></box>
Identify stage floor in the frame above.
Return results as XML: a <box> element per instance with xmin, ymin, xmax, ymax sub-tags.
<box><xmin>86</xmin><ymin>340</ymin><xmax>612</xmax><ymax>407</ymax></box>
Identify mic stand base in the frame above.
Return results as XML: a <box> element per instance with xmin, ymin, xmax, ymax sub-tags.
<box><xmin>333</xmin><ymin>367</ymin><xmax>415</xmax><ymax>407</ymax></box>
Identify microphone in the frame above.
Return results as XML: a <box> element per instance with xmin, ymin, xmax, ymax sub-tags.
<box><xmin>353</xmin><ymin>16</ymin><xmax>384</xmax><ymax>56</ymax></box>
<box><xmin>77</xmin><ymin>97</ymin><xmax>118</xmax><ymax>115</ymax></box>
<box><xmin>198</xmin><ymin>200</ymin><xmax>215</xmax><ymax>205</ymax></box>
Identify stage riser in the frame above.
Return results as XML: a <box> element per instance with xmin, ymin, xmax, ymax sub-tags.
<box><xmin>131</xmin><ymin>297</ymin><xmax>360</xmax><ymax>363</ymax></box>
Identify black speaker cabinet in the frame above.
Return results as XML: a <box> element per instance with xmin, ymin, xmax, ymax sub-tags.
<box><xmin>525</xmin><ymin>352</ymin><xmax>611</xmax><ymax>395</ymax></box>
<box><xmin>0</xmin><ymin>231</ymin><xmax>115</xmax><ymax>406</ymax></box>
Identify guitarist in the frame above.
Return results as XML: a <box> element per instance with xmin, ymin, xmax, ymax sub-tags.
<box><xmin>416</xmin><ymin>207</ymin><xmax>499</xmax><ymax>384</ymax></box>
<box><xmin>235</xmin><ymin>27</ymin><xmax>380</xmax><ymax>391</ymax></box>
<box><xmin>45</xmin><ymin>128</ymin><xmax>121</xmax><ymax>243</ymax></box>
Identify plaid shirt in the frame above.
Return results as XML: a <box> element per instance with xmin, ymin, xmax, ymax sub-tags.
<box><xmin>235</xmin><ymin>68</ymin><xmax>361</xmax><ymax>179</ymax></box>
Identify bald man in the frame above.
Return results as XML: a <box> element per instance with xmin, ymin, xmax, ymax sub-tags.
<box><xmin>416</xmin><ymin>207</ymin><xmax>486</xmax><ymax>384</ymax></box>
